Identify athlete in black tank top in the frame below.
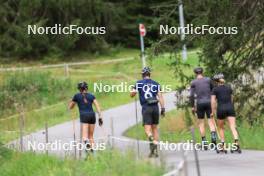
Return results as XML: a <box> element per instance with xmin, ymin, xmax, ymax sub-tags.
<box><xmin>211</xmin><ymin>74</ymin><xmax>241</xmax><ymax>153</ymax></box>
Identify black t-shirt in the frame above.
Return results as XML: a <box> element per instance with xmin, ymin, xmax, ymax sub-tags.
<box><xmin>212</xmin><ymin>84</ymin><xmax>233</xmax><ymax>105</ymax></box>
<box><xmin>72</xmin><ymin>93</ymin><xmax>95</xmax><ymax>117</ymax></box>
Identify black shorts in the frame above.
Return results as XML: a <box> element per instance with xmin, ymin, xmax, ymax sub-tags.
<box><xmin>196</xmin><ymin>102</ymin><xmax>211</xmax><ymax>119</ymax></box>
<box><xmin>217</xmin><ymin>104</ymin><xmax>236</xmax><ymax>119</ymax></box>
<box><xmin>80</xmin><ymin>112</ymin><xmax>96</xmax><ymax>124</ymax></box>
<box><xmin>142</xmin><ymin>104</ymin><xmax>159</xmax><ymax>125</ymax></box>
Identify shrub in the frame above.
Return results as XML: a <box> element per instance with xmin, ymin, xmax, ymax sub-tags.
<box><xmin>0</xmin><ymin>71</ymin><xmax>71</xmax><ymax>117</ymax></box>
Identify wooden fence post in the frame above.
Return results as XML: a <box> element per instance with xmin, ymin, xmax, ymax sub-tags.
<box><xmin>45</xmin><ymin>122</ymin><xmax>49</xmax><ymax>155</ymax></box>
<box><xmin>64</xmin><ymin>64</ymin><xmax>69</xmax><ymax>77</ymax></box>
<box><xmin>18</xmin><ymin>104</ymin><xmax>25</xmax><ymax>152</ymax></box>
<box><xmin>79</xmin><ymin>123</ymin><xmax>82</xmax><ymax>159</ymax></box>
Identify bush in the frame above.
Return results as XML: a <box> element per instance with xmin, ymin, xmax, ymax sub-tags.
<box><xmin>0</xmin><ymin>71</ymin><xmax>71</xmax><ymax>117</ymax></box>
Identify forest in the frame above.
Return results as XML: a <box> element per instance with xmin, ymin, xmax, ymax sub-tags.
<box><xmin>0</xmin><ymin>0</ymin><xmax>263</xmax><ymax>123</ymax></box>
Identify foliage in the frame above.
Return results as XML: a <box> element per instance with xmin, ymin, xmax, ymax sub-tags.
<box><xmin>125</xmin><ymin>109</ymin><xmax>264</xmax><ymax>150</ymax></box>
<box><xmin>150</xmin><ymin>0</ymin><xmax>264</xmax><ymax>125</ymax></box>
<box><xmin>0</xmin><ymin>71</ymin><xmax>71</xmax><ymax>117</ymax></box>
<box><xmin>0</xmin><ymin>0</ymin><xmax>175</xmax><ymax>59</ymax></box>
<box><xmin>0</xmin><ymin>0</ymin><xmax>116</xmax><ymax>59</ymax></box>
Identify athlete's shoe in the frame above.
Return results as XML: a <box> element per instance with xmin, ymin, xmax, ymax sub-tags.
<box><xmin>211</xmin><ymin>139</ymin><xmax>217</xmax><ymax>150</ymax></box>
<box><xmin>210</xmin><ymin>131</ymin><xmax>217</xmax><ymax>150</ymax></box>
<box><xmin>84</xmin><ymin>141</ymin><xmax>92</xmax><ymax>153</ymax></box>
<box><xmin>153</xmin><ymin>144</ymin><xmax>159</xmax><ymax>158</ymax></box>
<box><xmin>201</xmin><ymin>140</ymin><xmax>208</xmax><ymax>150</ymax></box>
<box><xmin>216</xmin><ymin>142</ymin><xmax>227</xmax><ymax>154</ymax></box>
<box><xmin>148</xmin><ymin>136</ymin><xmax>155</xmax><ymax>157</ymax></box>
<box><xmin>231</xmin><ymin>141</ymin><xmax>242</xmax><ymax>153</ymax></box>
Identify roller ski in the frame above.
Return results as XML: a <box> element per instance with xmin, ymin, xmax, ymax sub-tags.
<box><xmin>216</xmin><ymin>142</ymin><xmax>227</xmax><ymax>154</ymax></box>
<box><xmin>231</xmin><ymin>141</ymin><xmax>242</xmax><ymax>154</ymax></box>
<box><xmin>148</xmin><ymin>136</ymin><xmax>158</xmax><ymax>158</ymax></box>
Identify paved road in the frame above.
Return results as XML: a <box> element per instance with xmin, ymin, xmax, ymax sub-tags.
<box><xmin>10</xmin><ymin>92</ymin><xmax>264</xmax><ymax>176</ymax></box>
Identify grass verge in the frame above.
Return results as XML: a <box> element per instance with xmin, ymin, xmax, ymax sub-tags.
<box><xmin>0</xmin><ymin>49</ymin><xmax>199</xmax><ymax>142</ymax></box>
<box><xmin>125</xmin><ymin>109</ymin><xmax>264</xmax><ymax>150</ymax></box>
<box><xmin>0</xmin><ymin>145</ymin><xmax>164</xmax><ymax>176</ymax></box>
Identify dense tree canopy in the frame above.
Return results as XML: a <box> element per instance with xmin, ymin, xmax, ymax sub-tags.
<box><xmin>0</xmin><ymin>0</ymin><xmax>117</xmax><ymax>58</ymax></box>
<box><xmin>0</xmin><ymin>0</ymin><xmax>170</xmax><ymax>59</ymax></box>
<box><xmin>152</xmin><ymin>0</ymin><xmax>264</xmax><ymax>124</ymax></box>
<box><xmin>0</xmin><ymin>0</ymin><xmax>263</xmax><ymax>123</ymax></box>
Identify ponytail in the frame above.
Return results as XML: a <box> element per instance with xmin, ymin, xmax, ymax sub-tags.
<box><xmin>80</xmin><ymin>88</ymin><xmax>88</xmax><ymax>104</ymax></box>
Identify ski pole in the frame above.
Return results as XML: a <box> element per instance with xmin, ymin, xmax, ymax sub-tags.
<box><xmin>68</xmin><ymin>108</ymin><xmax>77</xmax><ymax>159</ymax></box>
<box><xmin>211</xmin><ymin>115</ymin><xmax>220</xmax><ymax>140</ymax></box>
<box><xmin>191</xmin><ymin>127</ymin><xmax>201</xmax><ymax>176</ymax></box>
<box><xmin>135</xmin><ymin>96</ymin><xmax>140</xmax><ymax>159</ymax></box>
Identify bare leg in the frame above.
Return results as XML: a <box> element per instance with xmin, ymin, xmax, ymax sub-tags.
<box><xmin>88</xmin><ymin>124</ymin><xmax>95</xmax><ymax>148</ymax></box>
<box><xmin>151</xmin><ymin>125</ymin><xmax>159</xmax><ymax>157</ymax></box>
<box><xmin>207</xmin><ymin>118</ymin><xmax>216</xmax><ymax>132</ymax></box>
<box><xmin>144</xmin><ymin>125</ymin><xmax>153</xmax><ymax>138</ymax></box>
<box><xmin>198</xmin><ymin>119</ymin><xmax>206</xmax><ymax>137</ymax></box>
<box><xmin>145</xmin><ymin>124</ymin><xmax>155</xmax><ymax>156</ymax></box>
<box><xmin>217</xmin><ymin>119</ymin><xmax>225</xmax><ymax>142</ymax></box>
<box><xmin>227</xmin><ymin>117</ymin><xmax>238</xmax><ymax>140</ymax></box>
<box><xmin>151</xmin><ymin>125</ymin><xmax>159</xmax><ymax>144</ymax></box>
<box><xmin>82</xmin><ymin>123</ymin><xmax>89</xmax><ymax>141</ymax></box>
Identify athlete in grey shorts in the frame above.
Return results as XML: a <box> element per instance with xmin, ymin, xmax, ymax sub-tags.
<box><xmin>190</xmin><ymin>67</ymin><xmax>217</xmax><ymax>148</ymax></box>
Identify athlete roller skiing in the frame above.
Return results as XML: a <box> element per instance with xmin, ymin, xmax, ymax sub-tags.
<box><xmin>68</xmin><ymin>81</ymin><xmax>103</xmax><ymax>154</ymax></box>
<box><xmin>190</xmin><ymin>67</ymin><xmax>217</xmax><ymax>149</ymax></box>
<box><xmin>130</xmin><ymin>67</ymin><xmax>165</xmax><ymax>157</ymax></box>
<box><xmin>211</xmin><ymin>73</ymin><xmax>241</xmax><ymax>153</ymax></box>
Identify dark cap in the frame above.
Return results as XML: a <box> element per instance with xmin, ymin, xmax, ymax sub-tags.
<box><xmin>194</xmin><ymin>67</ymin><xmax>203</xmax><ymax>74</ymax></box>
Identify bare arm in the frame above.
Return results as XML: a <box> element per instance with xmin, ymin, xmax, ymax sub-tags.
<box><xmin>93</xmin><ymin>99</ymin><xmax>102</xmax><ymax>118</ymax></box>
<box><xmin>68</xmin><ymin>101</ymin><xmax>75</xmax><ymax>110</ymax></box>
<box><xmin>157</xmin><ymin>91</ymin><xmax>165</xmax><ymax>108</ymax></box>
<box><xmin>211</xmin><ymin>95</ymin><xmax>217</xmax><ymax>116</ymax></box>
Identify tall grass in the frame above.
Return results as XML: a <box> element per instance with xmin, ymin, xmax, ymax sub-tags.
<box><xmin>0</xmin><ymin>145</ymin><xmax>164</xmax><ymax>176</ymax></box>
<box><xmin>0</xmin><ymin>71</ymin><xmax>71</xmax><ymax>118</ymax></box>
<box><xmin>0</xmin><ymin>50</ymin><xmax>200</xmax><ymax>142</ymax></box>
<box><xmin>125</xmin><ymin>109</ymin><xmax>264</xmax><ymax>150</ymax></box>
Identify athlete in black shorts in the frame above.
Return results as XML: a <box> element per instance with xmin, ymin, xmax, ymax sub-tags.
<box><xmin>130</xmin><ymin>67</ymin><xmax>165</xmax><ymax>157</ymax></box>
<box><xmin>211</xmin><ymin>74</ymin><xmax>240</xmax><ymax>151</ymax></box>
<box><xmin>190</xmin><ymin>67</ymin><xmax>217</xmax><ymax>146</ymax></box>
<box><xmin>68</xmin><ymin>82</ymin><xmax>103</xmax><ymax>152</ymax></box>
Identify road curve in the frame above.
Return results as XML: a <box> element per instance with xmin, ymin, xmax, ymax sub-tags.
<box><xmin>11</xmin><ymin>92</ymin><xmax>264</xmax><ymax>176</ymax></box>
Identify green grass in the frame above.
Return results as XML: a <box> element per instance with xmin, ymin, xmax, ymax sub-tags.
<box><xmin>0</xmin><ymin>145</ymin><xmax>164</xmax><ymax>176</ymax></box>
<box><xmin>0</xmin><ymin>49</ymin><xmax>200</xmax><ymax>142</ymax></box>
<box><xmin>125</xmin><ymin>109</ymin><xmax>264</xmax><ymax>150</ymax></box>
<box><xmin>0</xmin><ymin>48</ymin><xmax>139</xmax><ymax>67</ymax></box>
<box><xmin>0</xmin><ymin>71</ymin><xmax>72</xmax><ymax>117</ymax></box>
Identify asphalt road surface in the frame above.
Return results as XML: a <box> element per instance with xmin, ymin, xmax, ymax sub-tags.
<box><xmin>9</xmin><ymin>92</ymin><xmax>264</xmax><ymax>176</ymax></box>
